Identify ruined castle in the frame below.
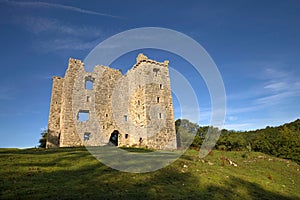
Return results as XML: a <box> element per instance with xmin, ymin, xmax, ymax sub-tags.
<box><xmin>46</xmin><ymin>54</ymin><xmax>177</xmax><ymax>150</ymax></box>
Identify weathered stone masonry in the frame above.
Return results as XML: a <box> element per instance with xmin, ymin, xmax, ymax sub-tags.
<box><xmin>47</xmin><ymin>54</ymin><xmax>177</xmax><ymax>150</ymax></box>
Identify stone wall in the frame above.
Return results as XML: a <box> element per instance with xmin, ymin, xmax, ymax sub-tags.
<box><xmin>47</xmin><ymin>54</ymin><xmax>177</xmax><ymax>150</ymax></box>
<box><xmin>59</xmin><ymin>58</ymin><xmax>83</xmax><ymax>147</ymax></box>
<box><xmin>46</xmin><ymin>76</ymin><xmax>64</xmax><ymax>148</ymax></box>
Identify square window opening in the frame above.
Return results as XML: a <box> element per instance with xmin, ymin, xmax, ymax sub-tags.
<box><xmin>85</xmin><ymin>77</ymin><xmax>94</xmax><ymax>90</ymax></box>
<box><xmin>84</xmin><ymin>132</ymin><xmax>91</xmax><ymax>141</ymax></box>
<box><xmin>78</xmin><ymin>110</ymin><xmax>89</xmax><ymax>122</ymax></box>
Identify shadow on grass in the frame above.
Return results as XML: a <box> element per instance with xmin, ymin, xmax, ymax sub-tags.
<box><xmin>205</xmin><ymin>176</ymin><xmax>297</xmax><ymax>200</ymax></box>
<box><xmin>0</xmin><ymin>148</ymin><xmax>298</xmax><ymax>200</ymax></box>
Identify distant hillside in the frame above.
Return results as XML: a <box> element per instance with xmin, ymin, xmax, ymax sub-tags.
<box><xmin>176</xmin><ymin>119</ymin><xmax>300</xmax><ymax>164</ymax></box>
<box><xmin>242</xmin><ymin>119</ymin><xmax>300</xmax><ymax>164</ymax></box>
<box><xmin>0</xmin><ymin>148</ymin><xmax>299</xmax><ymax>199</ymax></box>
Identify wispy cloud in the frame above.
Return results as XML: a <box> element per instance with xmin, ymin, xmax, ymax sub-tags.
<box><xmin>256</xmin><ymin>67</ymin><xmax>300</xmax><ymax>105</ymax></box>
<box><xmin>13</xmin><ymin>16</ymin><xmax>105</xmax><ymax>51</ymax></box>
<box><xmin>20</xmin><ymin>17</ymin><xmax>103</xmax><ymax>38</ymax></box>
<box><xmin>37</xmin><ymin>38</ymin><xmax>101</xmax><ymax>51</ymax></box>
<box><xmin>228</xmin><ymin>65</ymin><xmax>300</xmax><ymax>111</ymax></box>
<box><xmin>4</xmin><ymin>0</ymin><xmax>122</xmax><ymax>19</ymax></box>
<box><xmin>224</xmin><ymin>123</ymin><xmax>253</xmax><ymax>131</ymax></box>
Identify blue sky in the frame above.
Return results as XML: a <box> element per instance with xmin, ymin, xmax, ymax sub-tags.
<box><xmin>0</xmin><ymin>0</ymin><xmax>299</xmax><ymax>148</ymax></box>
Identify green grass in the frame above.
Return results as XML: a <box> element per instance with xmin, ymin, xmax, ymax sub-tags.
<box><xmin>0</xmin><ymin>147</ymin><xmax>299</xmax><ymax>199</ymax></box>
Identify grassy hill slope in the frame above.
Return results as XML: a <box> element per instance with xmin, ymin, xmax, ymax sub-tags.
<box><xmin>0</xmin><ymin>148</ymin><xmax>299</xmax><ymax>199</ymax></box>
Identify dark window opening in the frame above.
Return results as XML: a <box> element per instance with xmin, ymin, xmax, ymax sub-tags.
<box><xmin>109</xmin><ymin>130</ymin><xmax>119</xmax><ymax>146</ymax></box>
<box><xmin>87</xmin><ymin>96</ymin><xmax>90</xmax><ymax>102</ymax></box>
<box><xmin>153</xmin><ymin>68</ymin><xmax>160</xmax><ymax>76</ymax></box>
<box><xmin>58</xmin><ymin>133</ymin><xmax>61</xmax><ymax>145</ymax></box>
<box><xmin>84</xmin><ymin>132</ymin><xmax>91</xmax><ymax>141</ymax></box>
<box><xmin>137</xmin><ymin>114</ymin><xmax>140</xmax><ymax>120</ymax></box>
<box><xmin>125</xmin><ymin>134</ymin><xmax>128</xmax><ymax>139</ymax></box>
<box><xmin>157</xmin><ymin>97</ymin><xmax>160</xmax><ymax>103</ymax></box>
<box><xmin>137</xmin><ymin>100</ymin><xmax>140</xmax><ymax>105</ymax></box>
<box><xmin>159</xmin><ymin>84</ymin><xmax>163</xmax><ymax>89</ymax></box>
<box><xmin>78</xmin><ymin>110</ymin><xmax>89</xmax><ymax>122</ymax></box>
<box><xmin>124</xmin><ymin>115</ymin><xmax>128</xmax><ymax>122</ymax></box>
<box><xmin>139</xmin><ymin>137</ymin><xmax>143</xmax><ymax>145</ymax></box>
<box><xmin>105</xmin><ymin>113</ymin><xmax>108</xmax><ymax>117</ymax></box>
<box><xmin>159</xmin><ymin>113</ymin><xmax>162</xmax><ymax>119</ymax></box>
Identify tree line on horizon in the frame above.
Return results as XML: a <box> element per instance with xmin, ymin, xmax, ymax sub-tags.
<box><xmin>175</xmin><ymin>118</ymin><xmax>300</xmax><ymax>164</ymax></box>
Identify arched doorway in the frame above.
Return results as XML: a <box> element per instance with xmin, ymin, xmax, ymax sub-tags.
<box><xmin>109</xmin><ymin>130</ymin><xmax>119</xmax><ymax>146</ymax></box>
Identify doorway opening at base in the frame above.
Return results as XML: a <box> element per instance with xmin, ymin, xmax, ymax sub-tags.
<box><xmin>109</xmin><ymin>130</ymin><xmax>119</xmax><ymax>146</ymax></box>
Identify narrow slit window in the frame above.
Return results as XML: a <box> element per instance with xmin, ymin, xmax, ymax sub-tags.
<box><xmin>105</xmin><ymin>113</ymin><xmax>108</xmax><ymax>117</ymax></box>
<box><xmin>137</xmin><ymin>114</ymin><xmax>140</xmax><ymax>120</ymax></box>
<box><xmin>124</xmin><ymin>115</ymin><xmax>128</xmax><ymax>122</ymax></box>
<box><xmin>78</xmin><ymin>110</ymin><xmax>89</xmax><ymax>122</ymax></box>
<box><xmin>137</xmin><ymin>100</ymin><xmax>140</xmax><ymax>105</ymax></box>
<box><xmin>125</xmin><ymin>134</ymin><xmax>128</xmax><ymax>139</ymax></box>
<box><xmin>84</xmin><ymin>132</ymin><xmax>91</xmax><ymax>141</ymax></box>
<box><xmin>87</xmin><ymin>96</ymin><xmax>90</xmax><ymax>102</ymax></box>
<box><xmin>157</xmin><ymin>97</ymin><xmax>160</xmax><ymax>103</ymax></box>
<box><xmin>159</xmin><ymin>84</ymin><xmax>163</xmax><ymax>89</ymax></box>
<box><xmin>159</xmin><ymin>113</ymin><xmax>162</xmax><ymax>119</ymax></box>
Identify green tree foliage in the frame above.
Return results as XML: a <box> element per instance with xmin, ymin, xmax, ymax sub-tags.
<box><xmin>250</xmin><ymin>120</ymin><xmax>300</xmax><ymax>163</ymax></box>
<box><xmin>176</xmin><ymin>119</ymin><xmax>300</xmax><ymax>163</ymax></box>
<box><xmin>39</xmin><ymin>129</ymin><xmax>48</xmax><ymax>148</ymax></box>
<box><xmin>175</xmin><ymin>119</ymin><xmax>199</xmax><ymax>148</ymax></box>
<box><xmin>217</xmin><ymin>131</ymin><xmax>247</xmax><ymax>151</ymax></box>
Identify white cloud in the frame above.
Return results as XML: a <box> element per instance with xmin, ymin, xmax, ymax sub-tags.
<box><xmin>256</xmin><ymin>91</ymin><xmax>297</xmax><ymax>105</ymax></box>
<box><xmin>37</xmin><ymin>38</ymin><xmax>101</xmax><ymax>51</ymax></box>
<box><xmin>11</xmin><ymin>16</ymin><xmax>106</xmax><ymax>51</ymax></box>
<box><xmin>264</xmin><ymin>82</ymin><xmax>288</xmax><ymax>91</ymax></box>
<box><xmin>224</xmin><ymin>123</ymin><xmax>253</xmax><ymax>131</ymax></box>
<box><xmin>4</xmin><ymin>0</ymin><xmax>122</xmax><ymax>19</ymax></box>
<box><xmin>228</xmin><ymin>116</ymin><xmax>238</xmax><ymax>121</ymax></box>
<box><xmin>21</xmin><ymin>17</ymin><xmax>103</xmax><ymax>38</ymax></box>
<box><xmin>256</xmin><ymin>67</ymin><xmax>300</xmax><ymax>105</ymax></box>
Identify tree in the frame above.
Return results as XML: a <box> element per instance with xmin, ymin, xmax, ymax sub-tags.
<box><xmin>175</xmin><ymin>119</ymin><xmax>198</xmax><ymax>148</ymax></box>
<box><xmin>39</xmin><ymin>129</ymin><xmax>48</xmax><ymax>148</ymax></box>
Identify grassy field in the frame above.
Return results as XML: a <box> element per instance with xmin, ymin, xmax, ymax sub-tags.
<box><xmin>0</xmin><ymin>147</ymin><xmax>299</xmax><ymax>199</ymax></box>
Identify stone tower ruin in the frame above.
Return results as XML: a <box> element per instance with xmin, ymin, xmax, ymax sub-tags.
<box><xmin>47</xmin><ymin>53</ymin><xmax>177</xmax><ymax>150</ymax></box>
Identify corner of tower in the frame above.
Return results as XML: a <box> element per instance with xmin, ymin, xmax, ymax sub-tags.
<box><xmin>136</xmin><ymin>53</ymin><xmax>148</xmax><ymax>63</ymax></box>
